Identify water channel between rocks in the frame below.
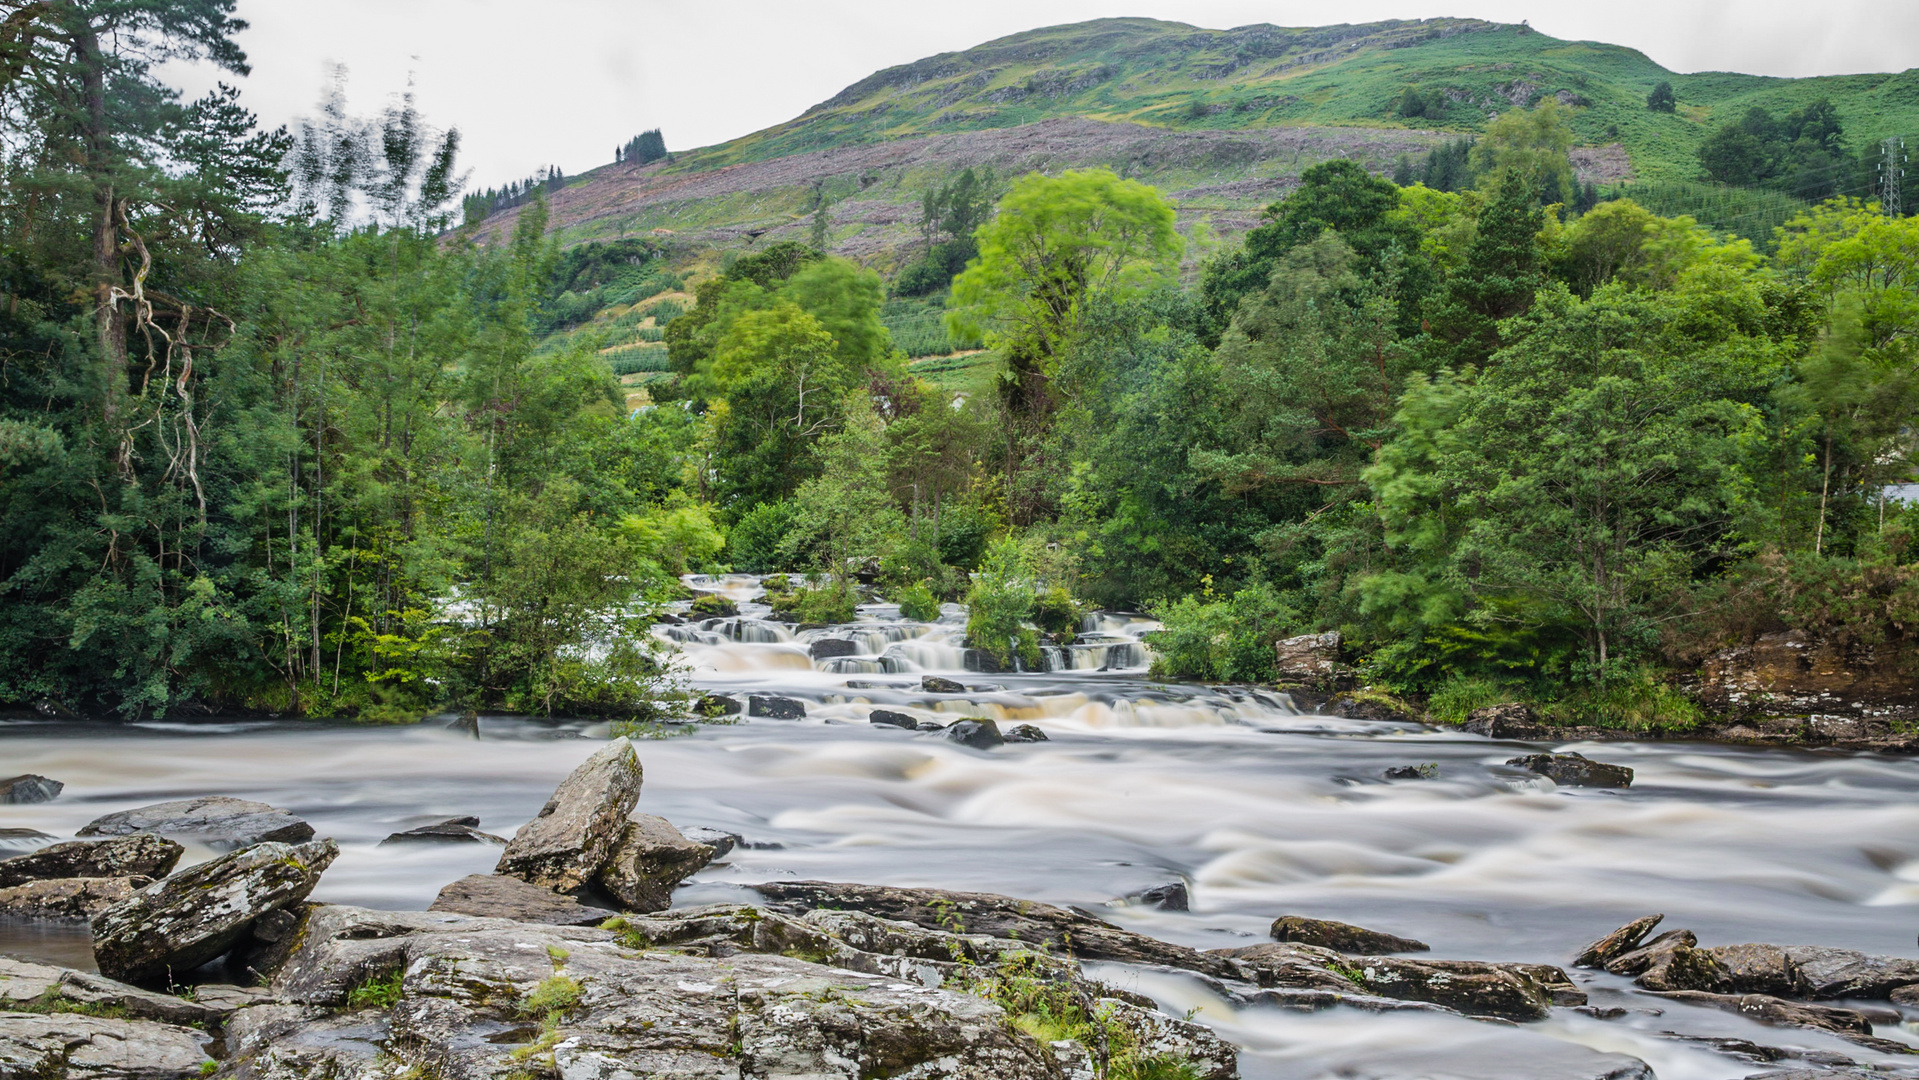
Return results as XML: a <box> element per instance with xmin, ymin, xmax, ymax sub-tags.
<box><xmin>5</xmin><ymin>573</ymin><xmax>1919</xmax><ymax>1079</ymax></box>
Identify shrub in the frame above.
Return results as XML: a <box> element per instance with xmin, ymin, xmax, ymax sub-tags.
<box><xmin>1031</xmin><ymin>586</ymin><xmax>1083</xmax><ymax>641</ymax></box>
<box><xmin>896</xmin><ymin>583</ymin><xmax>942</xmax><ymax>622</ymax></box>
<box><xmin>965</xmin><ymin>540</ymin><xmax>1036</xmax><ymax>669</ymax></box>
<box><xmin>346</xmin><ymin>970</ymin><xmax>405</xmax><ymax>1010</ymax></box>
<box><xmin>1426</xmin><ymin>673</ymin><xmax>1522</xmax><ymax>725</ymax></box>
<box><xmin>728</xmin><ymin>501</ymin><xmax>799</xmax><ymax>572</ymax></box>
<box><xmin>1145</xmin><ymin>582</ymin><xmax>1296</xmax><ymax>683</ymax></box>
<box><xmin>794</xmin><ymin>581</ymin><xmax>857</xmax><ymax>624</ymax></box>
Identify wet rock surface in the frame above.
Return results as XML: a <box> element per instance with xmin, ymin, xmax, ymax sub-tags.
<box><xmin>595</xmin><ymin>812</ymin><xmax>716</xmax><ymax>912</ymax></box>
<box><xmin>0</xmin><ymin>1013</ymin><xmax>210</xmax><ymax>1079</ymax></box>
<box><xmin>77</xmin><ymin>796</ymin><xmax>313</xmax><ymax>848</ymax></box>
<box><xmin>1125</xmin><ymin>881</ymin><xmax>1189</xmax><ymax>911</ymax></box>
<box><xmin>868</xmin><ymin>708</ymin><xmax>918</xmax><ymax>728</ymax></box>
<box><xmin>1270</xmin><ymin>914</ymin><xmax>1430</xmax><ymax>954</ymax></box>
<box><xmin>1506</xmin><ymin>752</ymin><xmax>1635</xmax><ymax>788</ymax></box>
<box><xmin>945</xmin><ymin>717</ymin><xmax>1005</xmax><ymax>749</ymax></box>
<box><xmin>1575</xmin><ymin>914</ymin><xmax>1666</xmax><ymax>968</ymax></box>
<box><xmin>0</xmin><ymin>876</ymin><xmax>151</xmax><ymax>919</ymax></box>
<box><xmin>748</xmin><ymin>693</ymin><xmax>807</xmax><ymax>719</ymax></box>
<box><xmin>494</xmin><ymin>737</ymin><xmax>642</xmax><ymax>895</ymax></box>
<box><xmin>1005</xmin><ymin>722</ymin><xmax>1049</xmax><ymax>742</ymax></box>
<box><xmin>0</xmin><ymin>774</ymin><xmax>62</xmax><ymax>804</ymax></box>
<box><xmin>0</xmin><ymin>834</ymin><xmax>182</xmax><ymax>888</ymax></box>
<box><xmin>428</xmin><ymin>873</ymin><xmax>618</xmax><ymax>926</ymax></box>
<box><xmin>90</xmin><ymin>838</ymin><xmax>338</xmax><ymax>984</ymax></box>
<box><xmin>378</xmin><ymin>816</ymin><xmax>505</xmax><ymax>845</ymax></box>
<box><xmin>920</xmin><ymin>675</ymin><xmax>966</xmax><ymax>693</ymax></box>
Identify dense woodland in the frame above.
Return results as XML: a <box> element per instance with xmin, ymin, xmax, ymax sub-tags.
<box><xmin>3</xmin><ymin>2</ymin><xmax>1918</xmax><ymax>728</ymax></box>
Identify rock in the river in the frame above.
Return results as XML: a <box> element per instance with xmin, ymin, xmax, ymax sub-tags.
<box><xmin>1574</xmin><ymin>914</ymin><xmax>1665</xmax><ymax>968</ymax></box>
<box><xmin>1271</xmin><ymin>914</ymin><xmax>1430</xmax><ymax>954</ymax></box>
<box><xmin>1893</xmin><ymin>983</ymin><xmax>1919</xmax><ymax>1006</ymax></box>
<box><xmin>0</xmin><ymin>1014</ymin><xmax>210</xmax><ymax>1079</ymax></box>
<box><xmin>78</xmin><ymin>795</ymin><xmax>314</xmax><ymax>848</ymax></box>
<box><xmin>428</xmin><ymin>873</ymin><xmax>618</xmax><ymax>926</ymax></box>
<box><xmin>90</xmin><ymin>838</ymin><xmax>338</xmax><ymax>984</ymax></box>
<box><xmin>0</xmin><ymin>834</ymin><xmax>182</xmax><ymax>888</ymax></box>
<box><xmin>1506</xmin><ymin>752</ymin><xmax>1635</xmax><ymax>789</ymax></box>
<box><xmin>0</xmin><ymin>773</ymin><xmax>62</xmax><ymax>804</ymax></box>
<box><xmin>1607</xmin><ymin>929</ymin><xmax>1731</xmax><ymax>992</ymax></box>
<box><xmin>378</xmin><ymin>816</ymin><xmax>505</xmax><ymax>845</ymax></box>
<box><xmin>1653</xmin><ymin>990</ymin><xmax>1871</xmax><ymax>1037</ymax></box>
<box><xmin>1125</xmin><ymin>881</ymin><xmax>1189</xmax><ymax>911</ymax></box>
<box><xmin>1219</xmin><ymin>940</ymin><xmax>1566</xmax><ymax>1020</ymax></box>
<box><xmin>809</xmin><ymin>637</ymin><xmax>859</xmax><ymax>660</ymax></box>
<box><xmin>494</xmin><ymin>737</ymin><xmax>642</xmax><ymax>895</ymax></box>
<box><xmin>748</xmin><ymin>694</ymin><xmax>807</xmax><ymax>720</ymax></box>
<box><xmin>1273</xmin><ymin>631</ymin><xmax>1347</xmax><ymax>689</ymax></box>
<box><xmin>1780</xmin><ymin>945</ymin><xmax>1919</xmax><ymax>999</ymax></box>
<box><xmin>1382</xmin><ymin>763</ymin><xmax>1438</xmax><ymax>780</ymax></box>
<box><xmin>945</xmin><ymin>717</ymin><xmax>1005</xmax><ymax>749</ymax></box>
<box><xmin>0</xmin><ymin>956</ymin><xmax>225</xmax><ymax>1026</ymax></box>
<box><xmin>695</xmin><ymin>693</ymin><xmax>742</xmax><ymax>717</ymax></box>
<box><xmin>1005</xmin><ymin>723</ymin><xmax>1049</xmax><ymax>742</ymax></box>
<box><xmin>0</xmin><ymin>876</ymin><xmax>151</xmax><ymax>919</ymax></box>
<box><xmin>596</xmin><ymin>813</ymin><xmax>716</xmax><ymax>912</ymax></box>
<box><xmin>680</xmin><ymin>826</ymin><xmax>742</xmax><ymax>860</ymax></box>
<box><xmin>869</xmin><ymin>709</ymin><xmax>918</xmax><ymax>729</ymax></box>
<box><xmin>1705</xmin><ymin>944</ymin><xmax>1813</xmax><ymax>997</ymax></box>
<box><xmin>921</xmin><ymin>675</ymin><xmax>966</xmax><ymax>693</ymax></box>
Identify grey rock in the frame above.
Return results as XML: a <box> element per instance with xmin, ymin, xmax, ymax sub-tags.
<box><xmin>1091</xmin><ymin>999</ymin><xmax>1237</xmax><ymax>1080</ymax></box>
<box><xmin>1274</xmin><ymin>631</ymin><xmax>1347</xmax><ymax>688</ymax></box>
<box><xmin>1463</xmin><ymin>702</ymin><xmax>1546</xmax><ymax>738</ymax></box>
<box><xmin>1506</xmin><ymin>752</ymin><xmax>1634</xmax><ymax>789</ymax></box>
<box><xmin>1706</xmin><ymin>944</ymin><xmax>1813</xmax><ymax>997</ymax></box>
<box><xmin>809</xmin><ymin>638</ymin><xmax>859</xmax><ymax>660</ymax></box>
<box><xmin>495</xmin><ymin>737</ymin><xmax>642</xmax><ymax>895</ymax></box>
<box><xmin>1892</xmin><ymin>983</ymin><xmax>1919</xmax><ymax>1006</ymax></box>
<box><xmin>378</xmin><ymin>817</ymin><xmax>505</xmax><ymax>845</ymax></box>
<box><xmin>921</xmin><ymin>675</ymin><xmax>966</xmax><ymax>693</ymax></box>
<box><xmin>1653</xmin><ymin>990</ymin><xmax>1871</xmax><ymax>1037</ymax></box>
<box><xmin>1005</xmin><ymin>723</ymin><xmax>1050</xmax><ymax>742</ymax></box>
<box><xmin>0</xmin><ymin>1013</ymin><xmax>209</xmax><ymax>1079</ymax></box>
<box><xmin>1271</xmin><ymin>914</ymin><xmax>1430</xmax><ymax>954</ymax></box>
<box><xmin>0</xmin><ymin>957</ymin><xmax>223</xmax><ymax>1026</ymax></box>
<box><xmin>869</xmin><ymin>709</ymin><xmax>919</xmax><ymax>729</ymax></box>
<box><xmin>0</xmin><ymin>774</ymin><xmax>62</xmax><ymax>804</ymax></box>
<box><xmin>945</xmin><ymin>718</ymin><xmax>1005</xmax><ymax>749</ymax></box>
<box><xmin>1214</xmin><ymin>941</ymin><xmax>1582</xmax><ymax>1019</ymax></box>
<box><xmin>220</xmin><ymin>1002</ymin><xmax>388</xmax><ymax>1080</ymax></box>
<box><xmin>1125</xmin><ymin>881</ymin><xmax>1189</xmax><ymax>911</ymax></box>
<box><xmin>694</xmin><ymin>693</ymin><xmax>742</xmax><ymax>717</ymax></box>
<box><xmin>188</xmin><ymin>983</ymin><xmax>278</xmax><ymax>1012</ymax></box>
<box><xmin>1574</xmin><ymin>914</ymin><xmax>1665</xmax><ymax>968</ymax></box>
<box><xmin>1781</xmin><ymin>945</ymin><xmax>1919</xmax><ymax>999</ymax></box>
<box><xmin>1382</xmin><ymin>763</ymin><xmax>1438</xmax><ymax>780</ymax></box>
<box><xmin>1607</xmin><ymin>929</ymin><xmax>1732</xmax><ymax>992</ymax></box>
<box><xmin>679</xmin><ymin>826</ymin><xmax>742</xmax><ymax>859</ymax></box>
<box><xmin>90</xmin><ymin>838</ymin><xmax>338</xmax><ymax>984</ymax></box>
<box><xmin>0</xmin><ymin>876</ymin><xmax>152</xmax><ymax>919</ymax></box>
<box><xmin>0</xmin><ymin>834</ymin><xmax>182</xmax><ymax>888</ymax></box>
<box><xmin>78</xmin><ymin>796</ymin><xmax>314</xmax><ymax>849</ymax></box>
<box><xmin>748</xmin><ymin>694</ymin><xmax>807</xmax><ymax>719</ymax></box>
<box><xmin>595</xmin><ymin>813</ymin><xmax>716</xmax><ymax>912</ymax></box>
<box><xmin>428</xmin><ymin>873</ymin><xmax>617</xmax><ymax>927</ymax></box>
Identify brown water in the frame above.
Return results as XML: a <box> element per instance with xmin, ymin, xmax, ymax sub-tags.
<box><xmin>5</xmin><ymin>575</ymin><xmax>1919</xmax><ymax>1078</ymax></box>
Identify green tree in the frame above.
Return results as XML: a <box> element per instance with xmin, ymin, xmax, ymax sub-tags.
<box><xmin>1423</xmin><ymin>168</ymin><xmax>1547</xmax><ymax>365</ymax></box>
<box><xmin>1646</xmin><ymin>81</ymin><xmax>1677</xmax><ymax>114</ymax></box>
<box><xmin>1471</xmin><ymin>100</ymin><xmax>1576</xmax><ymax>206</ymax></box>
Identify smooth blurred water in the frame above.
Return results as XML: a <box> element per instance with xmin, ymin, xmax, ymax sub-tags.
<box><xmin>5</xmin><ymin>575</ymin><xmax>1919</xmax><ymax>1078</ymax></box>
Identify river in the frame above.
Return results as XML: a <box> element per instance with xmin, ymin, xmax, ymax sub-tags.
<box><xmin>4</xmin><ymin>574</ymin><xmax>1919</xmax><ymax>1079</ymax></box>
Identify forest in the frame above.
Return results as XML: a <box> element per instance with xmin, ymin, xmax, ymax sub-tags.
<box><xmin>3</xmin><ymin>1</ymin><xmax>1917</xmax><ymax>730</ymax></box>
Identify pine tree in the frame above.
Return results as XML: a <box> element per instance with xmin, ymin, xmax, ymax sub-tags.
<box><xmin>1423</xmin><ymin>168</ymin><xmax>1546</xmax><ymax>365</ymax></box>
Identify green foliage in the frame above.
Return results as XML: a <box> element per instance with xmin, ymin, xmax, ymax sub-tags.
<box><xmin>1032</xmin><ymin>587</ymin><xmax>1083</xmax><ymax>639</ymax></box>
<box><xmin>1697</xmin><ymin>99</ymin><xmax>1851</xmax><ymax>201</ymax></box>
<box><xmin>518</xmin><ymin>974</ymin><xmax>583</xmax><ymax>1019</ymax></box>
<box><xmin>1426</xmin><ymin>674</ymin><xmax>1523</xmax><ymax>725</ymax></box>
<box><xmin>1146</xmin><ymin>582</ymin><xmax>1296</xmax><ymax>683</ymax></box>
<box><xmin>964</xmin><ymin>539</ymin><xmax>1039</xmax><ymax>669</ymax></box>
<box><xmin>346</xmin><ymin>970</ymin><xmax>406</xmax><ymax>1011</ymax></box>
<box><xmin>895</xmin><ymin>582</ymin><xmax>943</xmax><ymax>622</ymax></box>
<box><xmin>1647</xmin><ymin>81</ymin><xmax>1677</xmax><ymax>113</ymax></box>
<box><xmin>792</xmin><ymin>581</ymin><xmax>858</xmax><ymax>624</ymax></box>
<box><xmin>728</xmin><ymin>501</ymin><xmax>802</xmax><ymax>573</ymax></box>
<box><xmin>1472</xmin><ymin>100</ymin><xmax>1577</xmax><ymax>205</ymax></box>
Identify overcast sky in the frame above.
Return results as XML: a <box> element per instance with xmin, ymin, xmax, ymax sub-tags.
<box><xmin>161</xmin><ymin>1</ymin><xmax>1919</xmax><ymax>190</ymax></box>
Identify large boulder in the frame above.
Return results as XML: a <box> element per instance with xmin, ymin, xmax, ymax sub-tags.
<box><xmin>0</xmin><ymin>774</ymin><xmax>62</xmax><ymax>804</ymax></box>
<box><xmin>1463</xmin><ymin>702</ymin><xmax>1549</xmax><ymax>739</ymax></box>
<box><xmin>920</xmin><ymin>675</ymin><xmax>966</xmax><ymax>694</ymax></box>
<box><xmin>0</xmin><ymin>1014</ymin><xmax>210</xmax><ymax>1079</ymax></box>
<box><xmin>0</xmin><ymin>876</ymin><xmax>151</xmax><ymax>919</ymax></box>
<box><xmin>78</xmin><ymin>796</ymin><xmax>313</xmax><ymax>848</ymax></box>
<box><xmin>0</xmin><ymin>834</ymin><xmax>182</xmax><ymax>888</ymax></box>
<box><xmin>1270</xmin><ymin>914</ymin><xmax>1430</xmax><ymax>954</ymax></box>
<box><xmin>429</xmin><ymin>873</ymin><xmax>618</xmax><ymax>927</ymax></box>
<box><xmin>495</xmin><ymin>738</ymin><xmax>643</xmax><ymax>895</ymax></box>
<box><xmin>90</xmin><ymin>838</ymin><xmax>338</xmax><ymax>984</ymax></box>
<box><xmin>1506</xmin><ymin>752</ymin><xmax>1634</xmax><ymax>789</ymax></box>
<box><xmin>1779</xmin><ymin>945</ymin><xmax>1919</xmax><ymax>999</ymax></box>
<box><xmin>1273</xmin><ymin>631</ymin><xmax>1347</xmax><ymax>688</ymax></box>
<box><xmin>748</xmin><ymin>694</ymin><xmax>807</xmax><ymax>719</ymax></box>
<box><xmin>595</xmin><ymin>813</ymin><xmax>715</xmax><ymax>912</ymax></box>
<box><xmin>945</xmin><ymin>718</ymin><xmax>1005</xmax><ymax>749</ymax></box>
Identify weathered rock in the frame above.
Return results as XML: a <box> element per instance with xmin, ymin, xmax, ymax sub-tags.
<box><xmin>1093</xmin><ymin>998</ymin><xmax>1237</xmax><ymax>1080</ymax></box>
<box><xmin>869</xmin><ymin>709</ymin><xmax>919</xmax><ymax>729</ymax></box>
<box><xmin>1893</xmin><ymin>983</ymin><xmax>1919</xmax><ymax>1006</ymax></box>
<box><xmin>1271</xmin><ymin>914</ymin><xmax>1430</xmax><ymax>954</ymax></box>
<box><xmin>428</xmin><ymin>873</ymin><xmax>618</xmax><ymax>927</ymax></box>
<box><xmin>220</xmin><ymin>1003</ymin><xmax>387</xmax><ymax>1080</ymax></box>
<box><xmin>1707</xmin><ymin>944</ymin><xmax>1813</xmax><ymax>997</ymax></box>
<box><xmin>90</xmin><ymin>838</ymin><xmax>338</xmax><ymax>984</ymax></box>
<box><xmin>1463</xmin><ymin>702</ymin><xmax>1548</xmax><ymax>738</ymax></box>
<box><xmin>680</xmin><ymin>826</ymin><xmax>742</xmax><ymax>859</ymax></box>
<box><xmin>694</xmin><ymin>693</ymin><xmax>742</xmax><ymax>717</ymax></box>
<box><xmin>0</xmin><ymin>876</ymin><xmax>151</xmax><ymax>919</ymax></box>
<box><xmin>494</xmin><ymin>737</ymin><xmax>642</xmax><ymax>895</ymax></box>
<box><xmin>1214</xmin><ymin>941</ymin><xmax>1581</xmax><ymax>1018</ymax></box>
<box><xmin>1125</xmin><ymin>881</ymin><xmax>1189</xmax><ymax>911</ymax></box>
<box><xmin>0</xmin><ymin>774</ymin><xmax>62</xmax><ymax>804</ymax></box>
<box><xmin>78</xmin><ymin>795</ymin><xmax>314</xmax><ymax>848</ymax></box>
<box><xmin>809</xmin><ymin>637</ymin><xmax>859</xmax><ymax>660</ymax></box>
<box><xmin>189</xmin><ymin>983</ymin><xmax>278</xmax><ymax>1011</ymax></box>
<box><xmin>1696</xmin><ymin>629</ymin><xmax>1919</xmax><ymax>738</ymax></box>
<box><xmin>0</xmin><ymin>957</ymin><xmax>223</xmax><ymax>1026</ymax></box>
<box><xmin>1382</xmin><ymin>763</ymin><xmax>1437</xmax><ymax>780</ymax></box>
<box><xmin>1273</xmin><ymin>631</ymin><xmax>1347</xmax><ymax>688</ymax></box>
<box><xmin>1005</xmin><ymin>723</ymin><xmax>1050</xmax><ymax>742</ymax></box>
<box><xmin>0</xmin><ymin>1013</ymin><xmax>210</xmax><ymax>1079</ymax></box>
<box><xmin>752</xmin><ymin>880</ymin><xmax>1239</xmax><ymax>977</ymax></box>
<box><xmin>1780</xmin><ymin>945</ymin><xmax>1919</xmax><ymax>999</ymax></box>
<box><xmin>1574</xmin><ymin>914</ymin><xmax>1665</xmax><ymax>968</ymax></box>
<box><xmin>596</xmin><ymin>813</ymin><xmax>716</xmax><ymax>912</ymax></box>
<box><xmin>1607</xmin><ymin>930</ymin><xmax>1731</xmax><ymax>992</ymax></box>
<box><xmin>748</xmin><ymin>694</ymin><xmax>807</xmax><ymax>720</ymax></box>
<box><xmin>0</xmin><ymin>834</ymin><xmax>182</xmax><ymax>888</ymax></box>
<box><xmin>1653</xmin><ymin>990</ymin><xmax>1871</xmax><ymax>1037</ymax></box>
<box><xmin>921</xmin><ymin>675</ymin><xmax>966</xmax><ymax>693</ymax></box>
<box><xmin>1506</xmin><ymin>752</ymin><xmax>1635</xmax><ymax>789</ymax></box>
<box><xmin>378</xmin><ymin>816</ymin><xmax>505</xmax><ymax>845</ymax></box>
<box><xmin>945</xmin><ymin>717</ymin><xmax>1005</xmax><ymax>749</ymax></box>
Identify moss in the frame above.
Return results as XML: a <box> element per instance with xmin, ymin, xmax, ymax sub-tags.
<box><xmin>518</xmin><ymin>974</ymin><xmax>583</xmax><ymax>1019</ymax></box>
<box><xmin>344</xmin><ymin>969</ymin><xmax>406</xmax><ymax>1011</ymax></box>
<box><xmin>11</xmin><ymin>989</ymin><xmax>131</xmax><ymax>1019</ymax></box>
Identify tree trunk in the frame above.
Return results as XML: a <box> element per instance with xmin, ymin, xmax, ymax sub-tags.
<box><xmin>74</xmin><ymin>18</ymin><xmax>125</xmax><ymax>424</ymax></box>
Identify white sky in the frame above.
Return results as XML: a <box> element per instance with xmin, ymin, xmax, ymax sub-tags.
<box><xmin>161</xmin><ymin>1</ymin><xmax>1919</xmax><ymax>191</ymax></box>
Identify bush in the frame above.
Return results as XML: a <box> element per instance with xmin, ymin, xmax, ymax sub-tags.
<box><xmin>936</xmin><ymin>501</ymin><xmax>997</xmax><ymax>570</ymax></box>
<box><xmin>1145</xmin><ymin>582</ymin><xmax>1296</xmax><ymax>683</ymax></box>
<box><xmin>727</xmin><ymin>501</ymin><xmax>799</xmax><ymax>572</ymax></box>
<box><xmin>1031</xmin><ymin>586</ymin><xmax>1082</xmax><ymax>642</ymax></box>
<box><xmin>896</xmin><ymin>582</ymin><xmax>942</xmax><ymax>622</ymax></box>
<box><xmin>793</xmin><ymin>581</ymin><xmax>857</xmax><ymax>624</ymax></box>
<box><xmin>964</xmin><ymin>539</ymin><xmax>1038</xmax><ymax>669</ymax></box>
<box><xmin>1426</xmin><ymin>673</ymin><xmax>1522</xmax><ymax>725</ymax></box>
<box><xmin>1539</xmin><ymin>668</ymin><xmax>1707</xmax><ymax>731</ymax></box>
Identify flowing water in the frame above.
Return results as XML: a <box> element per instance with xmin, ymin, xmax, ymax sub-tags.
<box><xmin>5</xmin><ymin>573</ymin><xmax>1919</xmax><ymax>1078</ymax></box>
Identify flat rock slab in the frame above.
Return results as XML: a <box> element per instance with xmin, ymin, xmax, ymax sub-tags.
<box><xmin>0</xmin><ymin>774</ymin><xmax>63</xmax><ymax>804</ymax></box>
<box><xmin>495</xmin><ymin>738</ymin><xmax>642</xmax><ymax>895</ymax></box>
<box><xmin>0</xmin><ymin>875</ymin><xmax>151</xmax><ymax>919</ymax></box>
<box><xmin>1506</xmin><ymin>752</ymin><xmax>1634</xmax><ymax>789</ymax></box>
<box><xmin>0</xmin><ymin>957</ymin><xmax>224</xmax><ymax>1027</ymax></box>
<box><xmin>1782</xmin><ymin>945</ymin><xmax>1919</xmax><ymax>999</ymax></box>
<box><xmin>1271</xmin><ymin>914</ymin><xmax>1430</xmax><ymax>954</ymax></box>
<box><xmin>78</xmin><ymin>796</ymin><xmax>314</xmax><ymax>848</ymax></box>
<box><xmin>379</xmin><ymin>818</ymin><xmax>505</xmax><ymax>845</ymax></box>
<box><xmin>596</xmin><ymin>813</ymin><xmax>715</xmax><ymax>912</ymax></box>
<box><xmin>0</xmin><ymin>834</ymin><xmax>183</xmax><ymax>888</ymax></box>
<box><xmin>1575</xmin><ymin>914</ymin><xmax>1666</xmax><ymax>968</ymax></box>
<box><xmin>430</xmin><ymin>873</ymin><xmax>618</xmax><ymax>926</ymax></box>
<box><xmin>0</xmin><ymin>1013</ymin><xmax>210</xmax><ymax>1079</ymax></box>
<box><xmin>91</xmin><ymin>838</ymin><xmax>338</xmax><ymax>985</ymax></box>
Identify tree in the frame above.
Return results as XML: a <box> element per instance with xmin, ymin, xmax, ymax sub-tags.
<box><xmin>781</xmin><ymin>398</ymin><xmax>906</xmax><ymax>584</ymax></box>
<box><xmin>1472</xmin><ymin>100</ymin><xmax>1576</xmax><ymax>205</ymax></box>
<box><xmin>1647</xmin><ymin>81</ymin><xmax>1677</xmax><ymax>114</ymax></box>
<box><xmin>1423</xmin><ymin>168</ymin><xmax>1547</xmax><ymax>365</ymax></box>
